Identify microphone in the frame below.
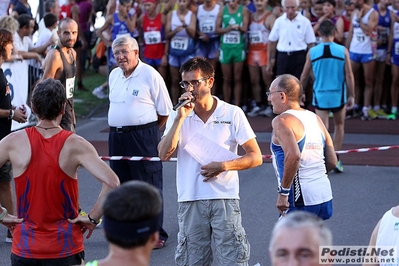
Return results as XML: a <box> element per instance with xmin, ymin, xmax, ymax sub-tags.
<box><xmin>173</xmin><ymin>98</ymin><xmax>194</xmax><ymax>111</ymax></box>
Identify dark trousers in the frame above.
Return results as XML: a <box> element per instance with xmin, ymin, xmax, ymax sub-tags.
<box><xmin>276</xmin><ymin>50</ymin><xmax>307</xmax><ymax>79</ymax></box>
<box><xmin>108</xmin><ymin>123</ymin><xmax>168</xmax><ymax>241</ymax></box>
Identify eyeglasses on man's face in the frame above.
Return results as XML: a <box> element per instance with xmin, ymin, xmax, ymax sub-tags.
<box><xmin>266</xmin><ymin>91</ymin><xmax>284</xmax><ymax>97</ymax></box>
<box><xmin>113</xmin><ymin>50</ymin><xmax>133</xmax><ymax>58</ymax></box>
<box><xmin>179</xmin><ymin>77</ymin><xmax>210</xmax><ymax>89</ymax></box>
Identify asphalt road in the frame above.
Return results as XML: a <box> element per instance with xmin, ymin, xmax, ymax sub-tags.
<box><xmin>0</xmin><ymin>115</ymin><xmax>397</xmax><ymax>266</ymax></box>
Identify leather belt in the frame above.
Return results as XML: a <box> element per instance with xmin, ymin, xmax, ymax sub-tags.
<box><xmin>110</xmin><ymin>121</ymin><xmax>158</xmax><ymax>133</ymax></box>
<box><xmin>278</xmin><ymin>50</ymin><xmax>307</xmax><ymax>56</ymax></box>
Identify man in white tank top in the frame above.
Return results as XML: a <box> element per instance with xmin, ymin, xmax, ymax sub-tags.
<box><xmin>364</xmin><ymin>205</ymin><xmax>399</xmax><ymax>265</ymax></box>
<box><xmin>269</xmin><ymin>74</ymin><xmax>337</xmax><ymax>220</ymax></box>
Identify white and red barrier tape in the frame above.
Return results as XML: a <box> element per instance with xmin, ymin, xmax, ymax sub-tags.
<box><xmin>99</xmin><ymin>145</ymin><xmax>399</xmax><ymax>161</ymax></box>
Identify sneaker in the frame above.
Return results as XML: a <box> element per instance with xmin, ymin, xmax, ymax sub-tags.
<box><xmin>375</xmin><ymin>109</ymin><xmax>388</xmax><ymax>119</ymax></box>
<box><xmin>387</xmin><ymin>111</ymin><xmax>397</xmax><ymax>120</ymax></box>
<box><xmin>6</xmin><ymin>229</ymin><xmax>12</xmax><ymax>243</ymax></box>
<box><xmin>366</xmin><ymin>109</ymin><xmax>378</xmax><ymax>120</ymax></box>
<box><xmin>247</xmin><ymin>106</ymin><xmax>261</xmax><ymax>117</ymax></box>
<box><xmin>79</xmin><ymin>210</ymin><xmax>87</xmax><ymax>216</ymax></box>
<box><xmin>260</xmin><ymin>106</ymin><xmax>273</xmax><ymax>117</ymax></box>
<box><xmin>92</xmin><ymin>86</ymin><xmax>108</xmax><ymax>99</ymax></box>
<box><xmin>241</xmin><ymin>105</ymin><xmax>248</xmax><ymax>113</ymax></box>
<box><xmin>334</xmin><ymin>160</ymin><xmax>344</xmax><ymax>173</ymax></box>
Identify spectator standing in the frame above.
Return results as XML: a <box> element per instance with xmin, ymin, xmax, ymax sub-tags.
<box><xmin>108</xmin><ymin>35</ymin><xmax>173</xmax><ymax>249</ymax></box>
<box><xmin>346</xmin><ymin>0</ymin><xmax>378</xmax><ymax>120</ymax></box>
<box><xmin>14</xmin><ymin>14</ymin><xmax>50</xmax><ymax>63</ymax></box>
<box><xmin>0</xmin><ymin>78</ymin><xmax>120</xmax><ymax>265</ymax></box>
<box><xmin>267</xmin><ymin>0</ymin><xmax>316</xmax><ymax>79</ymax></box>
<box><xmin>215</xmin><ymin>0</ymin><xmax>249</xmax><ymax>108</ymax></box>
<box><xmin>11</xmin><ymin>0</ymin><xmax>32</xmax><ymax>18</ymax></box>
<box><xmin>300</xmin><ymin>20</ymin><xmax>355</xmax><ymax>173</ymax></box>
<box><xmin>158</xmin><ymin>56</ymin><xmax>262</xmax><ymax>265</ymax></box>
<box><xmin>85</xmin><ymin>180</ymin><xmax>162</xmax><ymax>266</ymax></box>
<box><xmin>42</xmin><ymin>18</ymin><xmax>79</xmax><ymax>132</ymax></box>
<box><xmin>0</xmin><ymin>28</ymin><xmax>27</xmax><ymax>243</ymax></box>
<box><xmin>76</xmin><ymin>0</ymin><xmax>93</xmax><ymax>74</ymax></box>
<box><xmin>37</xmin><ymin>0</ymin><xmax>60</xmax><ymax>41</ymax></box>
<box><xmin>269</xmin><ymin>74</ymin><xmax>336</xmax><ymax>220</ymax></box>
<box><xmin>34</xmin><ymin>13</ymin><xmax>58</xmax><ymax>57</ymax></box>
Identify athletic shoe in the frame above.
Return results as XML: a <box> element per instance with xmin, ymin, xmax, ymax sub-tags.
<box><xmin>261</xmin><ymin>106</ymin><xmax>273</xmax><ymax>117</ymax></box>
<box><xmin>375</xmin><ymin>109</ymin><xmax>388</xmax><ymax>119</ymax></box>
<box><xmin>6</xmin><ymin>229</ymin><xmax>12</xmax><ymax>243</ymax></box>
<box><xmin>366</xmin><ymin>109</ymin><xmax>378</xmax><ymax>120</ymax></box>
<box><xmin>92</xmin><ymin>86</ymin><xmax>108</xmax><ymax>99</ymax></box>
<box><xmin>79</xmin><ymin>210</ymin><xmax>87</xmax><ymax>216</ymax></box>
<box><xmin>387</xmin><ymin>111</ymin><xmax>397</xmax><ymax>120</ymax></box>
<box><xmin>334</xmin><ymin>160</ymin><xmax>344</xmax><ymax>173</ymax></box>
<box><xmin>247</xmin><ymin>106</ymin><xmax>261</xmax><ymax>117</ymax></box>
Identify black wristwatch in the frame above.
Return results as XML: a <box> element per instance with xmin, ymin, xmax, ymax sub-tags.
<box><xmin>277</xmin><ymin>185</ymin><xmax>290</xmax><ymax>196</ymax></box>
<box><xmin>88</xmin><ymin>214</ymin><xmax>100</xmax><ymax>225</ymax></box>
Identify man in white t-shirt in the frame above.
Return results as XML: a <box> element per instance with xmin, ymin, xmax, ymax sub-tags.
<box><xmin>37</xmin><ymin>0</ymin><xmax>60</xmax><ymax>43</ymax></box>
<box><xmin>34</xmin><ymin>13</ymin><xmax>58</xmax><ymax>56</ymax></box>
<box><xmin>158</xmin><ymin>56</ymin><xmax>262</xmax><ymax>266</ymax></box>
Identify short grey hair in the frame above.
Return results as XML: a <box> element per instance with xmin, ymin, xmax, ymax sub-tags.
<box><xmin>282</xmin><ymin>0</ymin><xmax>300</xmax><ymax>7</ymax></box>
<box><xmin>112</xmin><ymin>35</ymin><xmax>139</xmax><ymax>53</ymax></box>
<box><xmin>0</xmin><ymin>16</ymin><xmax>19</xmax><ymax>34</ymax></box>
<box><xmin>269</xmin><ymin>211</ymin><xmax>333</xmax><ymax>251</ymax></box>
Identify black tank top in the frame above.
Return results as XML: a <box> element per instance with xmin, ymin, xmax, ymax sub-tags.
<box><xmin>54</xmin><ymin>46</ymin><xmax>76</xmax><ymax>132</ymax></box>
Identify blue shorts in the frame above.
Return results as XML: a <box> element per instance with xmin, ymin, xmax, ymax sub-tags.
<box><xmin>349</xmin><ymin>52</ymin><xmax>375</xmax><ymax>63</ymax></box>
<box><xmin>391</xmin><ymin>48</ymin><xmax>399</xmax><ymax>66</ymax></box>
<box><xmin>196</xmin><ymin>38</ymin><xmax>219</xmax><ymax>59</ymax></box>
<box><xmin>142</xmin><ymin>56</ymin><xmax>162</xmax><ymax>68</ymax></box>
<box><xmin>168</xmin><ymin>54</ymin><xmax>194</xmax><ymax>68</ymax></box>
<box><xmin>288</xmin><ymin>199</ymin><xmax>333</xmax><ymax>220</ymax></box>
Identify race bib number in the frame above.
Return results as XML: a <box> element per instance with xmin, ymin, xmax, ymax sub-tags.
<box><xmin>355</xmin><ymin>32</ymin><xmax>366</xmax><ymax>42</ymax></box>
<box><xmin>395</xmin><ymin>42</ymin><xmax>399</xmax><ymax>55</ymax></box>
<box><xmin>171</xmin><ymin>37</ymin><xmax>189</xmax><ymax>50</ymax></box>
<box><xmin>65</xmin><ymin>76</ymin><xmax>75</xmax><ymax>99</ymax></box>
<box><xmin>223</xmin><ymin>31</ymin><xmax>240</xmax><ymax>44</ymax></box>
<box><xmin>144</xmin><ymin>31</ymin><xmax>161</xmax><ymax>44</ymax></box>
<box><xmin>200</xmin><ymin>20</ymin><xmax>215</xmax><ymax>33</ymax></box>
<box><xmin>377</xmin><ymin>27</ymin><xmax>389</xmax><ymax>44</ymax></box>
<box><xmin>249</xmin><ymin>31</ymin><xmax>262</xmax><ymax>44</ymax></box>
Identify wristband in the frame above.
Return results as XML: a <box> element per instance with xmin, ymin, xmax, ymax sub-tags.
<box><xmin>8</xmin><ymin>109</ymin><xmax>14</xmax><ymax>120</ymax></box>
<box><xmin>277</xmin><ymin>185</ymin><xmax>290</xmax><ymax>196</ymax></box>
<box><xmin>88</xmin><ymin>214</ymin><xmax>100</xmax><ymax>225</ymax></box>
<box><xmin>0</xmin><ymin>206</ymin><xmax>7</xmax><ymax>222</ymax></box>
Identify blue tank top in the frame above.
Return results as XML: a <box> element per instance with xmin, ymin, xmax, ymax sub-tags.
<box><xmin>373</xmin><ymin>4</ymin><xmax>391</xmax><ymax>49</ymax></box>
<box><xmin>310</xmin><ymin>42</ymin><xmax>346</xmax><ymax>109</ymax></box>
